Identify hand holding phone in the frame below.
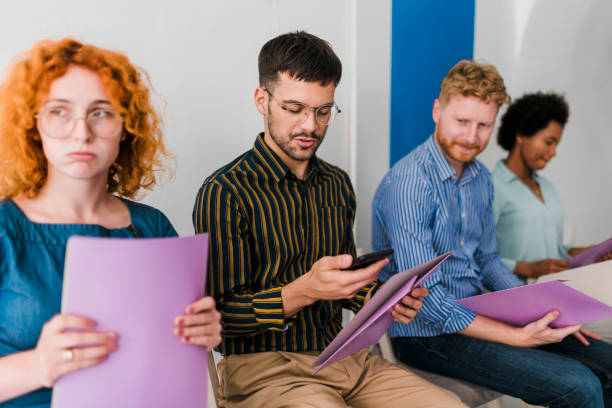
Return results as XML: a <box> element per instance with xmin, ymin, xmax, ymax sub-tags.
<box><xmin>344</xmin><ymin>249</ymin><xmax>394</xmax><ymax>270</ymax></box>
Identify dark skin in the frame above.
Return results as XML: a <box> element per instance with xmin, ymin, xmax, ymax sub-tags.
<box><xmin>505</xmin><ymin>120</ymin><xmax>611</xmax><ymax>278</ymax></box>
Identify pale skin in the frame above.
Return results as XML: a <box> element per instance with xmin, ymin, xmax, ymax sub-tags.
<box><xmin>432</xmin><ymin>94</ymin><xmax>600</xmax><ymax>347</ymax></box>
<box><xmin>504</xmin><ymin>120</ymin><xmax>611</xmax><ymax>278</ymax></box>
<box><xmin>253</xmin><ymin>72</ymin><xmax>427</xmax><ymax>324</ymax></box>
<box><xmin>0</xmin><ymin>66</ymin><xmax>220</xmax><ymax>403</ymax></box>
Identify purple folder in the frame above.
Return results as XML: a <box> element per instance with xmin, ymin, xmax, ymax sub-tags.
<box><xmin>458</xmin><ymin>280</ymin><xmax>612</xmax><ymax>327</ymax></box>
<box><xmin>311</xmin><ymin>252</ymin><xmax>452</xmax><ymax>373</ymax></box>
<box><xmin>570</xmin><ymin>237</ymin><xmax>612</xmax><ymax>268</ymax></box>
<box><xmin>51</xmin><ymin>234</ymin><xmax>209</xmax><ymax>408</ymax></box>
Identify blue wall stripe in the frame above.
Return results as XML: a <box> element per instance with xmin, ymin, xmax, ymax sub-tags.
<box><xmin>390</xmin><ymin>0</ymin><xmax>476</xmax><ymax>166</ymax></box>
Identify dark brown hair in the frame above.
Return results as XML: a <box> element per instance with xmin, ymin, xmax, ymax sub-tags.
<box><xmin>258</xmin><ymin>31</ymin><xmax>342</xmax><ymax>89</ymax></box>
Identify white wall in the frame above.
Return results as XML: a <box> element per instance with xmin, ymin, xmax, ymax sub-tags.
<box><xmin>476</xmin><ymin>0</ymin><xmax>612</xmax><ymax>245</ymax></box>
<box><xmin>0</xmin><ymin>0</ymin><xmax>356</xmax><ymax>236</ymax></box>
<box><xmin>353</xmin><ymin>0</ymin><xmax>392</xmax><ymax>251</ymax></box>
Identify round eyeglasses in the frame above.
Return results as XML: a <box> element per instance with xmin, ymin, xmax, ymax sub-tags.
<box><xmin>265</xmin><ymin>89</ymin><xmax>341</xmax><ymax>126</ymax></box>
<box><xmin>35</xmin><ymin>106</ymin><xmax>124</xmax><ymax>139</ymax></box>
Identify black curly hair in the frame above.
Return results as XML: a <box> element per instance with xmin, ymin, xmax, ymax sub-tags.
<box><xmin>497</xmin><ymin>92</ymin><xmax>569</xmax><ymax>151</ymax></box>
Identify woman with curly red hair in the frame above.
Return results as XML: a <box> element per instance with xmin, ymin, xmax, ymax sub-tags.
<box><xmin>0</xmin><ymin>39</ymin><xmax>221</xmax><ymax>407</ymax></box>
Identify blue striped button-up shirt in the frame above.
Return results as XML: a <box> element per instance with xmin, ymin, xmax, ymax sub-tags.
<box><xmin>372</xmin><ymin>136</ymin><xmax>522</xmax><ymax>337</ymax></box>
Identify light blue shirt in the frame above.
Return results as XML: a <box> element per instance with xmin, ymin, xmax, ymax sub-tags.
<box><xmin>492</xmin><ymin>160</ymin><xmax>569</xmax><ymax>273</ymax></box>
<box><xmin>372</xmin><ymin>136</ymin><xmax>522</xmax><ymax>338</ymax></box>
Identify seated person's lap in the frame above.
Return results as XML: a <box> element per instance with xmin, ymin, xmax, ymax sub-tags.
<box><xmin>218</xmin><ymin>349</ymin><xmax>465</xmax><ymax>408</ymax></box>
<box><xmin>392</xmin><ymin>335</ymin><xmax>612</xmax><ymax>407</ymax></box>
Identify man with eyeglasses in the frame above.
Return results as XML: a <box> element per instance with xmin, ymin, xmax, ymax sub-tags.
<box><xmin>192</xmin><ymin>31</ymin><xmax>466</xmax><ymax>408</ymax></box>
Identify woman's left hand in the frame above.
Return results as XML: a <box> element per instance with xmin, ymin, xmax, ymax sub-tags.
<box><xmin>174</xmin><ymin>297</ymin><xmax>222</xmax><ymax>350</ymax></box>
<box><xmin>596</xmin><ymin>251</ymin><xmax>612</xmax><ymax>263</ymax></box>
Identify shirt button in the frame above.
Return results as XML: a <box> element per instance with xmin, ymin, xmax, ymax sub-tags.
<box><xmin>460</xmin><ymin>240</ymin><xmax>464</xmax><ymax>246</ymax></box>
<box><xmin>461</xmin><ymin>212</ymin><xmax>466</xmax><ymax>218</ymax></box>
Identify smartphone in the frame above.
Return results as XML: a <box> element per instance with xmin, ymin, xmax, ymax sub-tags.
<box><xmin>344</xmin><ymin>249</ymin><xmax>394</xmax><ymax>270</ymax></box>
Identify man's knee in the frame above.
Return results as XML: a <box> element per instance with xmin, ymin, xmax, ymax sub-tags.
<box><xmin>548</xmin><ymin>364</ymin><xmax>603</xmax><ymax>407</ymax></box>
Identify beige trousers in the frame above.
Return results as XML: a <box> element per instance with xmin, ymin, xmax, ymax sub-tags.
<box><xmin>217</xmin><ymin>349</ymin><xmax>467</xmax><ymax>408</ymax></box>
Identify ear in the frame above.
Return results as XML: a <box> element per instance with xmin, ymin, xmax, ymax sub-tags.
<box><xmin>254</xmin><ymin>87</ymin><xmax>268</xmax><ymax>116</ymax></box>
<box><xmin>516</xmin><ymin>135</ymin><xmax>523</xmax><ymax>145</ymax></box>
<box><xmin>432</xmin><ymin>98</ymin><xmax>441</xmax><ymax>124</ymax></box>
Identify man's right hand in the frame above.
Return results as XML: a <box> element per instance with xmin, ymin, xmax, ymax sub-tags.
<box><xmin>303</xmin><ymin>255</ymin><xmax>387</xmax><ymax>301</ymax></box>
<box><xmin>281</xmin><ymin>254</ymin><xmax>388</xmax><ymax>317</ymax></box>
<box><xmin>515</xmin><ymin>259</ymin><xmax>570</xmax><ymax>278</ymax></box>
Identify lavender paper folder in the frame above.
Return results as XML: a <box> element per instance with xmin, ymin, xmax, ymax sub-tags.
<box><xmin>458</xmin><ymin>280</ymin><xmax>612</xmax><ymax>327</ymax></box>
<box><xmin>51</xmin><ymin>234</ymin><xmax>209</xmax><ymax>408</ymax></box>
<box><xmin>570</xmin><ymin>237</ymin><xmax>612</xmax><ymax>268</ymax></box>
<box><xmin>311</xmin><ymin>252</ymin><xmax>452</xmax><ymax>373</ymax></box>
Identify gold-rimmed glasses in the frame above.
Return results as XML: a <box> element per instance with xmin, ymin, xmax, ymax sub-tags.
<box><xmin>265</xmin><ymin>88</ymin><xmax>341</xmax><ymax>126</ymax></box>
<box><xmin>35</xmin><ymin>106</ymin><xmax>123</xmax><ymax>139</ymax></box>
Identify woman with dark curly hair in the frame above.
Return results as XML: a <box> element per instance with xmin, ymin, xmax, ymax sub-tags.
<box><xmin>492</xmin><ymin>92</ymin><xmax>598</xmax><ymax>279</ymax></box>
<box><xmin>0</xmin><ymin>39</ymin><xmax>221</xmax><ymax>407</ymax></box>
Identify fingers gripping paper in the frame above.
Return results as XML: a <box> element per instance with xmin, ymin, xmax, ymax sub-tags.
<box><xmin>457</xmin><ymin>280</ymin><xmax>612</xmax><ymax>327</ymax></box>
<box><xmin>52</xmin><ymin>234</ymin><xmax>209</xmax><ymax>408</ymax></box>
<box><xmin>569</xmin><ymin>237</ymin><xmax>612</xmax><ymax>268</ymax></box>
<box><xmin>311</xmin><ymin>252</ymin><xmax>452</xmax><ymax>373</ymax></box>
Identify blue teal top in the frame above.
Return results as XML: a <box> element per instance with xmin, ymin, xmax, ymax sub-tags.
<box><xmin>492</xmin><ymin>160</ymin><xmax>569</xmax><ymax>273</ymax></box>
<box><xmin>0</xmin><ymin>199</ymin><xmax>177</xmax><ymax>407</ymax></box>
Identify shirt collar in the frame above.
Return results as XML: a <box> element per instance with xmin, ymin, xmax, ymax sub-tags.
<box><xmin>425</xmin><ymin>135</ymin><xmax>480</xmax><ymax>182</ymax></box>
<box><xmin>252</xmin><ymin>133</ymin><xmax>322</xmax><ymax>183</ymax></box>
<box><xmin>495</xmin><ymin>160</ymin><xmax>541</xmax><ymax>184</ymax></box>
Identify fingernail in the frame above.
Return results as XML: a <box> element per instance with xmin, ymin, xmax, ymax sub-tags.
<box><xmin>177</xmin><ymin>318</ymin><xmax>184</xmax><ymax>326</ymax></box>
<box><xmin>184</xmin><ymin>336</ymin><xmax>190</xmax><ymax>343</ymax></box>
<box><xmin>177</xmin><ymin>327</ymin><xmax>183</xmax><ymax>336</ymax></box>
<box><xmin>187</xmin><ymin>307</ymin><xmax>195</xmax><ymax>314</ymax></box>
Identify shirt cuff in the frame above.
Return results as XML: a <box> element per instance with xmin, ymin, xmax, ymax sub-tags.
<box><xmin>252</xmin><ymin>286</ymin><xmax>291</xmax><ymax>331</ymax></box>
<box><xmin>442</xmin><ymin>303</ymin><xmax>477</xmax><ymax>334</ymax></box>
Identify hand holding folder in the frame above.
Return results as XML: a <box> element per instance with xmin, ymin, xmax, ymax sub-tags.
<box><xmin>457</xmin><ymin>280</ymin><xmax>612</xmax><ymax>328</ymax></box>
<box><xmin>569</xmin><ymin>237</ymin><xmax>612</xmax><ymax>268</ymax></box>
<box><xmin>52</xmin><ymin>234</ymin><xmax>210</xmax><ymax>408</ymax></box>
<box><xmin>311</xmin><ymin>252</ymin><xmax>452</xmax><ymax>373</ymax></box>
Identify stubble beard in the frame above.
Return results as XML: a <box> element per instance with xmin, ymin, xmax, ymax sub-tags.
<box><xmin>267</xmin><ymin>108</ymin><xmax>324</xmax><ymax>162</ymax></box>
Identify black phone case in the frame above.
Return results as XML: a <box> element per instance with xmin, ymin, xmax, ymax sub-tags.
<box><xmin>345</xmin><ymin>249</ymin><xmax>394</xmax><ymax>270</ymax></box>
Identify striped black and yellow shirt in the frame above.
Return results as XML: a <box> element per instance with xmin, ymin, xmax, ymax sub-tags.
<box><xmin>193</xmin><ymin>134</ymin><xmax>378</xmax><ymax>355</ymax></box>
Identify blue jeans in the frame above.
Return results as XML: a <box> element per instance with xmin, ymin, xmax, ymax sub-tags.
<box><xmin>392</xmin><ymin>335</ymin><xmax>612</xmax><ymax>408</ymax></box>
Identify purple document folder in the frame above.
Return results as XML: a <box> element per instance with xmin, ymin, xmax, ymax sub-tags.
<box><xmin>51</xmin><ymin>234</ymin><xmax>209</xmax><ymax>408</ymax></box>
<box><xmin>458</xmin><ymin>280</ymin><xmax>612</xmax><ymax>327</ymax></box>
<box><xmin>570</xmin><ymin>237</ymin><xmax>612</xmax><ymax>268</ymax></box>
<box><xmin>311</xmin><ymin>252</ymin><xmax>452</xmax><ymax>373</ymax></box>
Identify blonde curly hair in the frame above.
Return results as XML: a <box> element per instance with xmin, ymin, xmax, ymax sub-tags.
<box><xmin>0</xmin><ymin>38</ymin><xmax>170</xmax><ymax>199</ymax></box>
<box><xmin>439</xmin><ymin>60</ymin><xmax>510</xmax><ymax>108</ymax></box>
